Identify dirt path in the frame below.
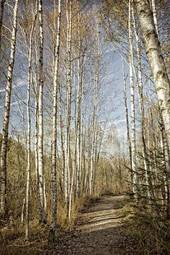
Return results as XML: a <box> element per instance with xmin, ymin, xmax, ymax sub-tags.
<box><xmin>54</xmin><ymin>194</ymin><xmax>136</xmax><ymax>255</ymax></box>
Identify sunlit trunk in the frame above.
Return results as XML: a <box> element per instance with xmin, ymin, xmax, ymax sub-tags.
<box><xmin>129</xmin><ymin>0</ymin><xmax>138</xmax><ymax>199</ymax></box>
<box><xmin>123</xmin><ymin>64</ymin><xmax>132</xmax><ymax>184</ymax></box>
<box><xmin>65</xmin><ymin>0</ymin><xmax>72</xmax><ymax>216</ymax></box>
<box><xmin>0</xmin><ymin>0</ymin><xmax>19</xmax><ymax>217</ymax></box>
<box><xmin>37</xmin><ymin>0</ymin><xmax>46</xmax><ymax>223</ymax></box>
<box><xmin>135</xmin><ymin>0</ymin><xmax>170</xmax><ymax>159</ymax></box>
<box><xmin>132</xmin><ymin>5</ymin><xmax>151</xmax><ymax>201</ymax></box>
<box><xmin>50</xmin><ymin>0</ymin><xmax>61</xmax><ymax>237</ymax></box>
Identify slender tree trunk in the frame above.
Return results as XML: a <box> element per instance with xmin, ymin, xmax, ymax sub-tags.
<box><xmin>89</xmin><ymin>91</ymin><xmax>97</xmax><ymax>196</ymax></box>
<box><xmin>68</xmin><ymin>154</ymin><xmax>75</xmax><ymax>223</ymax></box>
<box><xmin>0</xmin><ymin>0</ymin><xmax>6</xmax><ymax>49</ymax></box>
<box><xmin>35</xmin><ymin>93</ymin><xmax>39</xmax><ymax>183</ymax></box>
<box><xmin>129</xmin><ymin>0</ymin><xmax>138</xmax><ymax>199</ymax></box>
<box><xmin>76</xmin><ymin>51</ymin><xmax>84</xmax><ymax>198</ymax></box>
<box><xmin>21</xmin><ymin>198</ymin><xmax>25</xmax><ymax>224</ymax></box>
<box><xmin>0</xmin><ymin>0</ymin><xmax>19</xmax><ymax>217</ymax></box>
<box><xmin>25</xmin><ymin>18</ymin><xmax>35</xmax><ymax>240</ymax></box>
<box><xmin>76</xmin><ymin>58</ymin><xmax>80</xmax><ymax>197</ymax></box>
<box><xmin>33</xmin><ymin>44</ymin><xmax>39</xmax><ymax>187</ymax></box>
<box><xmin>151</xmin><ymin>0</ymin><xmax>158</xmax><ymax>35</ymax></box>
<box><xmin>123</xmin><ymin>63</ymin><xmax>133</xmax><ymax>184</ymax></box>
<box><xmin>59</xmin><ymin>97</ymin><xmax>65</xmax><ymax>193</ymax></box>
<box><xmin>50</xmin><ymin>0</ymin><xmax>61</xmax><ymax>239</ymax></box>
<box><xmin>65</xmin><ymin>0</ymin><xmax>72</xmax><ymax>216</ymax></box>
<box><xmin>82</xmin><ymin>125</ymin><xmax>88</xmax><ymax>195</ymax></box>
<box><xmin>89</xmin><ymin>129</ymin><xmax>94</xmax><ymax>196</ymax></box>
<box><xmin>37</xmin><ymin>0</ymin><xmax>46</xmax><ymax>223</ymax></box>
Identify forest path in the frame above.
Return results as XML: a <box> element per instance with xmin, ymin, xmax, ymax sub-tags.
<box><xmin>54</xmin><ymin>194</ymin><xmax>136</xmax><ymax>255</ymax></box>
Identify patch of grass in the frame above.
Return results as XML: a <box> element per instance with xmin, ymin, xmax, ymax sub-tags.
<box><xmin>120</xmin><ymin>202</ymin><xmax>135</xmax><ymax>219</ymax></box>
<box><xmin>123</xmin><ymin>209</ymin><xmax>170</xmax><ymax>255</ymax></box>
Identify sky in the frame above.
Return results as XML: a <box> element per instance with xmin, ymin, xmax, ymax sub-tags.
<box><xmin>0</xmin><ymin>0</ymin><xmax>134</xmax><ymax>157</ymax></box>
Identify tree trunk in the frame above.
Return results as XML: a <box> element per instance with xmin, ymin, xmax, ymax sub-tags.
<box><xmin>0</xmin><ymin>0</ymin><xmax>6</xmax><ymax>49</ymax></box>
<box><xmin>25</xmin><ymin>17</ymin><xmax>35</xmax><ymax>240</ymax></box>
<box><xmin>129</xmin><ymin>0</ymin><xmax>138</xmax><ymax>199</ymax></box>
<box><xmin>76</xmin><ymin>47</ymin><xmax>84</xmax><ymax>198</ymax></box>
<box><xmin>150</xmin><ymin>0</ymin><xmax>170</xmax><ymax>219</ymax></box>
<box><xmin>151</xmin><ymin>0</ymin><xmax>158</xmax><ymax>35</ymax></box>
<box><xmin>135</xmin><ymin>0</ymin><xmax>170</xmax><ymax>156</ymax></box>
<box><xmin>37</xmin><ymin>0</ymin><xmax>46</xmax><ymax>223</ymax></box>
<box><xmin>65</xmin><ymin>0</ymin><xmax>72</xmax><ymax>216</ymax></box>
<box><xmin>0</xmin><ymin>0</ymin><xmax>19</xmax><ymax>217</ymax></box>
<box><xmin>132</xmin><ymin>4</ymin><xmax>151</xmax><ymax>201</ymax></box>
<box><xmin>123</xmin><ymin>64</ymin><xmax>133</xmax><ymax>184</ymax></box>
<box><xmin>50</xmin><ymin>0</ymin><xmax>61</xmax><ymax>239</ymax></box>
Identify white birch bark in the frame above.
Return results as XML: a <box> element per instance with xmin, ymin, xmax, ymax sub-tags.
<box><xmin>35</xmin><ymin>92</ymin><xmax>39</xmax><ymax>186</ymax></box>
<box><xmin>89</xmin><ymin>78</ymin><xmax>98</xmax><ymax>196</ymax></box>
<box><xmin>25</xmin><ymin>17</ymin><xmax>35</xmax><ymax>240</ymax></box>
<box><xmin>21</xmin><ymin>198</ymin><xmax>25</xmax><ymax>224</ymax></box>
<box><xmin>0</xmin><ymin>0</ymin><xmax>19</xmax><ymax>216</ymax></box>
<box><xmin>135</xmin><ymin>0</ymin><xmax>170</xmax><ymax>156</ymax></box>
<box><xmin>151</xmin><ymin>0</ymin><xmax>158</xmax><ymax>35</ymax></box>
<box><xmin>132</xmin><ymin>5</ymin><xmax>151</xmax><ymax>201</ymax></box>
<box><xmin>89</xmin><ymin>21</ymin><xmax>100</xmax><ymax>196</ymax></box>
<box><xmin>51</xmin><ymin>0</ymin><xmax>61</xmax><ymax>236</ymax></box>
<box><xmin>123</xmin><ymin>65</ymin><xmax>133</xmax><ymax>183</ymax></box>
<box><xmin>65</xmin><ymin>0</ymin><xmax>72</xmax><ymax>212</ymax></box>
<box><xmin>150</xmin><ymin>0</ymin><xmax>170</xmax><ymax>217</ymax></box>
<box><xmin>76</xmin><ymin>41</ymin><xmax>84</xmax><ymax>197</ymax></box>
<box><xmin>37</xmin><ymin>0</ymin><xmax>46</xmax><ymax>223</ymax></box>
<box><xmin>129</xmin><ymin>0</ymin><xmax>138</xmax><ymax>198</ymax></box>
<box><xmin>33</xmin><ymin>45</ymin><xmax>39</xmax><ymax>187</ymax></box>
<box><xmin>0</xmin><ymin>0</ymin><xmax>6</xmax><ymax>49</ymax></box>
<box><xmin>59</xmin><ymin>93</ymin><xmax>65</xmax><ymax>193</ymax></box>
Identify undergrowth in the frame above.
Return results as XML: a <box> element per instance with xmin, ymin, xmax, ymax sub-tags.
<box><xmin>124</xmin><ymin>205</ymin><xmax>170</xmax><ymax>255</ymax></box>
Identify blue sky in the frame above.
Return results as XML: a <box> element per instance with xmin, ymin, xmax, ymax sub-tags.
<box><xmin>0</xmin><ymin>0</ymin><xmax>155</xmax><ymax>157</ymax></box>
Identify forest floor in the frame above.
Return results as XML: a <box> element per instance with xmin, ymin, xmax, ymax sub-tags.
<box><xmin>1</xmin><ymin>194</ymin><xmax>169</xmax><ymax>254</ymax></box>
<box><xmin>0</xmin><ymin>194</ymin><xmax>139</xmax><ymax>255</ymax></box>
<box><xmin>54</xmin><ymin>194</ymin><xmax>137</xmax><ymax>255</ymax></box>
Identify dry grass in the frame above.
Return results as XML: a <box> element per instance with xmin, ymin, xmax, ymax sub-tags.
<box><xmin>0</xmin><ymin>196</ymin><xmax>91</xmax><ymax>254</ymax></box>
<box><xmin>123</xmin><ymin>208</ymin><xmax>170</xmax><ymax>255</ymax></box>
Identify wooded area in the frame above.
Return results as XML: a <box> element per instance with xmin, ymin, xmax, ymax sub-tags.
<box><xmin>0</xmin><ymin>0</ymin><xmax>170</xmax><ymax>254</ymax></box>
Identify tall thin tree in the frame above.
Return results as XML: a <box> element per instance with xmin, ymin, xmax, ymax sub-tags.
<box><xmin>25</xmin><ymin>14</ymin><xmax>36</xmax><ymax>240</ymax></box>
<box><xmin>37</xmin><ymin>0</ymin><xmax>46</xmax><ymax>223</ymax></box>
<box><xmin>0</xmin><ymin>0</ymin><xmax>19</xmax><ymax>217</ymax></box>
<box><xmin>51</xmin><ymin>0</ymin><xmax>61</xmax><ymax>238</ymax></box>
<box><xmin>0</xmin><ymin>0</ymin><xmax>6</xmax><ymax>49</ymax></box>
<box><xmin>129</xmin><ymin>0</ymin><xmax>138</xmax><ymax>199</ymax></box>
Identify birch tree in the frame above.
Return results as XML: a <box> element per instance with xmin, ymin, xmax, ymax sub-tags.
<box><xmin>129</xmin><ymin>0</ymin><xmax>137</xmax><ymax>198</ymax></box>
<box><xmin>0</xmin><ymin>0</ymin><xmax>19</xmax><ymax>217</ymax></box>
<box><xmin>51</xmin><ymin>0</ymin><xmax>61</xmax><ymax>238</ymax></box>
<box><xmin>37</xmin><ymin>0</ymin><xmax>46</xmax><ymax>223</ymax></box>
<box><xmin>132</xmin><ymin>4</ymin><xmax>151</xmax><ymax>201</ymax></box>
<box><xmin>0</xmin><ymin>0</ymin><xmax>6</xmax><ymax>49</ymax></box>
<box><xmin>151</xmin><ymin>0</ymin><xmax>158</xmax><ymax>35</ymax></box>
<box><xmin>149</xmin><ymin>0</ymin><xmax>170</xmax><ymax>217</ymax></box>
<box><xmin>65</xmin><ymin>0</ymin><xmax>72</xmax><ymax>213</ymax></box>
<box><xmin>25</xmin><ymin>14</ymin><xmax>36</xmax><ymax>241</ymax></box>
<box><xmin>123</xmin><ymin>66</ymin><xmax>132</xmax><ymax>182</ymax></box>
<box><xmin>75</xmin><ymin>11</ymin><xmax>87</xmax><ymax>199</ymax></box>
<box><xmin>134</xmin><ymin>0</ymin><xmax>170</xmax><ymax>158</ymax></box>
